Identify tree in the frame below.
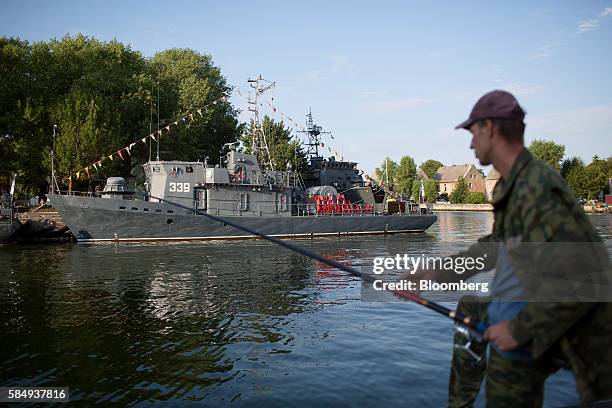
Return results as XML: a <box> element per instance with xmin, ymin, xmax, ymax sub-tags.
<box><xmin>395</xmin><ymin>155</ymin><xmax>416</xmax><ymax>195</ymax></box>
<box><xmin>374</xmin><ymin>158</ymin><xmax>398</xmax><ymax>189</ymax></box>
<box><xmin>149</xmin><ymin>48</ymin><xmax>240</xmax><ymax>166</ymax></box>
<box><xmin>561</xmin><ymin>157</ymin><xmax>587</xmax><ymax>199</ymax></box>
<box><xmin>424</xmin><ymin>179</ymin><xmax>439</xmax><ymax>202</ymax></box>
<box><xmin>241</xmin><ymin>116</ymin><xmax>308</xmax><ymax>174</ymax></box>
<box><xmin>450</xmin><ymin>177</ymin><xmax>470</xmax><ymax>204</ymax></box>
<box><xmin>411</xmin><ymin>179</ymin><xmax>421</xmax><ymax>202</ymax></box>
<box><xmin>528</xmin><ymin>140</ymin><xmax>565</xmax><ymax>171</ymax></box>
<box><xmin>51</xmin><ymin>91</ymin><xmax>108</xmax><ymax>178</ymax></box>
<box><xmin>466</xmin><ymin>192</ymin><xmax>486</xmax><ymax>204</ymax></box>
<box><xmin>0</xmin><ymin>35</ymin><xmax>151</xmax><ymax>194</ymax></box>
<box><xmin>584</xmin><ymin>156</ymin><xmax>608</xmax><ymax>200</ymax></box>
<box><xmin>420</xmin><ymin>159</ymin><xmax>443</xmax><ymax>178</ymax></box>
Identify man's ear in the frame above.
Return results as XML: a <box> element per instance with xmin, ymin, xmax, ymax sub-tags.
<box><xmin>483</xmin><ymin>119</ymin><xmax>495</xmax><ymax>138</ymax></box>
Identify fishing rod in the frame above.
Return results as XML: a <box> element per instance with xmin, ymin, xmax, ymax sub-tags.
<box><xmin>150</xmin><ymin>194</ymin><xmax>489</xmax><ymax>344</ymax></box>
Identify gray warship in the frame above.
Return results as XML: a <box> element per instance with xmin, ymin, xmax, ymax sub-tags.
<box><xmin>49</xmin><ymin>79</ymin><xmax>436</xmax><ymax>242</ymax></box>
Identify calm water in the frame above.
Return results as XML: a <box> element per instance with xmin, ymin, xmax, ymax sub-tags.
<box><xmin>1</xmin><ymin>212</ymin><xmax>610</xmax><ymax>407</ymax></box>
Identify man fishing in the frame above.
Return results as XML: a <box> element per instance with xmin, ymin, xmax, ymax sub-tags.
<box><xmin>410</xmin><ymin>90</ymin><xmax>612</xmax><ymax>406</ymax></box>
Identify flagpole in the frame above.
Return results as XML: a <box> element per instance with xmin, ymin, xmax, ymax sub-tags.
<box><xmin>156</xmin><ymin>84</ymin><xmax>160</xmax><ymax>161</ymax></box>
<box><xmin>51</xmin><ymin>124</ymin><xmax>60</xmax><ymax>194</ymax></box>
<box><xmin>149</xmin><ymin>83</ymin><xmax>153</xmax><ymax>162</ymax></box>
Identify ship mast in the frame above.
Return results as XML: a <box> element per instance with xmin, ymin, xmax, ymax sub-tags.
<box><xmin>247</xmin><ymin>75</ymin><xmax>275</xmax><ymax>170</ymax></box>
<box><xmin>298</xmin><ymin>108</ymin><xmax>332</xmax><ymax>160</ymax></box>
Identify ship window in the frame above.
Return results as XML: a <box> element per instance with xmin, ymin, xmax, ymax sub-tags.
<box><xmin>166</xmin><ymin>219</ymin><xmax>173</xmax><ymax>224</ymax></box>
<box><xmin>119</xmin><ymin>206</ymin><xmax>126</xmax><ymax>210</ymax></box>
<box><xmin>186</xmin><ymin>166</ymin><xmax>193</xmax><ymax>173</ymax></box>
<box><xmin>167</xmin><ymin>210</ymin><xmax>174</xmax><ymax>214</ymax></box>
<box><xmin>155</xmin><ymin>209</ymin><xmax>162</xmax><ymax>213</ymax></box>
<box><xmin>153</xmin><ymin>166</ymin><xmax>160</xmax><ymax>172</ymax></box>
<box><xmin>143</xmin><ymin>208</ymin><xmax>149</xmax><ymax>212</ymax></box>
<box><xmin>239</xmin><ymin>193</ymin><xmax>249</xmax><ymax>211</ymax></box>
<box><xmin>131</xmin><ymin>207</ymin><xmax>139</xmax><ymax>211</ymax></box>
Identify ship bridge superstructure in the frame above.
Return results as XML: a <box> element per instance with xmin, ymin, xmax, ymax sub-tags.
<box><xmin>142</xmin><ymin>145</ymin><xmax>295</xmax><ymax>217</ymax></box>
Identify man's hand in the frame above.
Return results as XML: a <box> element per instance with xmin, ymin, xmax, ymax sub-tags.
<box><xmin>484</xmin><ymin>320</ymin><xmax>520</xmax><ymax>351</ymax></box>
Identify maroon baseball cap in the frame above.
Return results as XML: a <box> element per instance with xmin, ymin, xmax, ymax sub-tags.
<box><xmin>455</xmin><ymin>90</ymin><xmax>525</xmax><ymax>130</ymax></box>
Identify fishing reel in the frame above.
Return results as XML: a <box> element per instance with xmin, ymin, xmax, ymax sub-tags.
<box><xmin>453</xmin><ymin>324</ymin><xmax>486</xmax><ymax>364</ymax></box>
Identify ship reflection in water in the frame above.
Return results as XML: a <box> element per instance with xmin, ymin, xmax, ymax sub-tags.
<box><xmin>2</xmin><ymin>212</ymin><xmax>608</xmax><ymax>406</ymax></box>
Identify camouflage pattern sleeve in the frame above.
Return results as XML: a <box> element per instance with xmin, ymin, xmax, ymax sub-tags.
<box><xmin>508</xmin><ymin>165</ymin><xmax>597</xmax><ymax>357</ymax></box>
<box><xmin>433</xmin><ymin>234</ymin><xmax>498</xmax><ymax>283</ymax></box>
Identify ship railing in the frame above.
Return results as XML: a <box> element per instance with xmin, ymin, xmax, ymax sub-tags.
<box><xmin>292</xmin><ymin>202</ymin><xmax>381</xmax><ymax>217</ymax></box>
<box><xmin>55</xmin><ymin>190</ymin><xmax>147</xmax><ymax>199</ymax></box>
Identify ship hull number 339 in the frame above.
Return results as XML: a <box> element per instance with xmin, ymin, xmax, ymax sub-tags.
<box><xmin>169</xmin><ymin>182</ymin><xmax>190</xmax><ymax>193</ymax></box>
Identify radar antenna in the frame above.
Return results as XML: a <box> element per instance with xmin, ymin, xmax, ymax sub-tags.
<box><xmin>298</xmin><ymin>108</ymin><xmax>332</xmax><ymax>159</ymax></box>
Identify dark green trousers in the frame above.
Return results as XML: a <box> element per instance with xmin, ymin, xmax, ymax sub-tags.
<box><xmin>448</xmin><ymin>296</ymin><xmax>559</xmax><ymax>408</ymax></box>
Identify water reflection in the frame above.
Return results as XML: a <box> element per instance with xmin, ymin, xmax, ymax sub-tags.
<box><xmin>0</xmin><ymin>213</ymin><xmax>609</xmax><ymax>406</ymax></box>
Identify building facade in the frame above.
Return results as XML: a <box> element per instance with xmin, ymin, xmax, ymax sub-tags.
<box><xmin>433</xmin><ymin>164</ymin><xmax>485</xmax><ymax>196</ymax></box>
<box><xmin>485</xmin><ymin>168</ymin><xmax>501</xmax><ymax>202</ymax></box>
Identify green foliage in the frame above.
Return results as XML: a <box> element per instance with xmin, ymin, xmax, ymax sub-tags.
<box><xmin>450</xmin><ymin>177</ymin><xmax>470</xmax><ymax>204</ymax></box>
<box><xmin>241</xmin><ymin>116</ymin><xmax>308</xmax><ymax>174</ymax></box>
<box><xmin>584</xmin><ymin>156</ymin><xmax>608</xmax><ymax>199</ymax></box>
<box><xmin>424</xmin><ymin>179</ymin><xmax>439</xmax><ymax>202</ymax></box>
<box><xmin>465</xmin><ymin>192</ymin><xmax>486</xmax><ymax>204</ymax></box>
<box><xmin>410</xmin><ymin>178</ymin><xmax>439</xmax><ymax>202</ymax></box>
<box><xmin>0</xmin><ymin>35</ymin><xmax>240</xmax><ymax>196</ymax></box>
<box><xmin>149</xmin><ymin>48</ymin><xmax>240</xmax><ymax>166</ymax></box>
<box><xmin>395</xmin><ymin>155</ymin><xmax>416</xmax><ymax>195</ymax></box>
<box><xmin>374</xmin><ymin>158</ymin><xmax>398</xmax><ymax>189</ymax></box>
<box><xmin>51</xmin><ymin>92</ymin><xmax>108</xmax><ymax>176</ymax></box>
<box><xmin>420</xmin><ymin>159</ymin><xmax>443</xmax><ymax>178</ymax></box>
<box><xmin>411</xmin><ymin>179</ymin><xmax>421</xmax><ymax>201</ymax></box>
<box><xmin>528</xmin><ymin>139</ymin><xmax>565</xmax><ymax>171</ymax></box>
<box><xmin>561</xmin><ymin>157</ymin><xmax>587</xmax><ymax>199</ymax></box>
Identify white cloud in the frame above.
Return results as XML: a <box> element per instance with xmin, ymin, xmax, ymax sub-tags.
<box><xmin>600</xmin><ymin>7</ymin><xmax>612</xmax><ymax>17</ymax></box>
<box><xmin>576</xmin><ymin>19</ymin><xmax>598</xmax><ymax>34</ymax></box>
<box><xmin>575</xmin><ymin>7</ymin><xmax>612</xmax><ymax>34</ymax></box>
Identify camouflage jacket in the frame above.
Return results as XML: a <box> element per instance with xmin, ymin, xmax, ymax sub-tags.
<box><xmin>442</xmin><ymin>149</ymin><xmax>611</xmax><ymax>383</ymax></box>
<box><xmin>485</xmin><ymin>149</ymin><xmax>608</xmax><ymax>355</ymax></box>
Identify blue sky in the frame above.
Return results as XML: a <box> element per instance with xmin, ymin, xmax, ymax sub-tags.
<box><xmin>3</xmin><ymin>0</ymin><xmax>611</xmax><ymax>174</ymax></box>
